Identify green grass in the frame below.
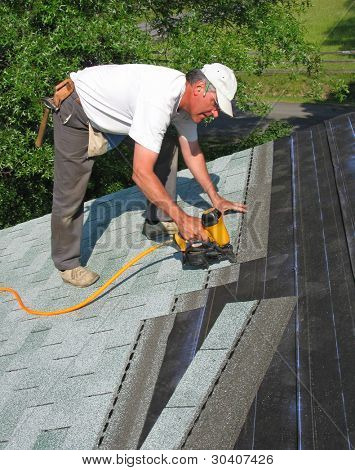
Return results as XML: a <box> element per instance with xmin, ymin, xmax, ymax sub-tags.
<box><xmin>242</xmin><ymin>71</ymin><xmax>355</xmax><ymax>103</ymax></box>
<box><xmin>242</xmin><ymin>1</ymin><xmax>355</xmax><ymax>105</ymax></box>
<box><xmin>301</xmin><ymin>0</ymin><xmax>355</xmax><ymax>51</ymax></box>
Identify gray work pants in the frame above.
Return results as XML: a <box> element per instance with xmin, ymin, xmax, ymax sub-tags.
<box><xmin>51</xmin><ymin>92</ymin><xmax>178</xmax><ymax>271</ymax></box>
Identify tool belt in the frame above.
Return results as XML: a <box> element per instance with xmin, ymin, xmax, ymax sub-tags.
<box><xmin>36</xmin><ymin>77</ymin><xmax>109</xmax><ymax>157</ymax></box>
<box><xmin>42</xmin><ymin>78</ymin><xmax>76</xmax><ymax>112</ymax></box>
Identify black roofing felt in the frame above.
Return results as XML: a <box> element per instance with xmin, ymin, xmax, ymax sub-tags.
<box><xmin>326</xmin><ymin>115</ymin><xmax>355</xmax><ymax>278</ymax></box>
<box><xmin>234</xmin><ymin>113</ymin><xmax>355</xmax><ymax>450</ymax></box>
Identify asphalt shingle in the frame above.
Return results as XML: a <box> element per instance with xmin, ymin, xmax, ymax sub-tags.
<box><xmin>237</xmin><ymin>142</ymin><xmax>273</xmax><ymax>263</ymax></box>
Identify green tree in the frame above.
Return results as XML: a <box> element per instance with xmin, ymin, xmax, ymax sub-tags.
<box><xmin>0</xmin><ymin>0</ymin><xmax>154</xmax><ymax>228</ymax></box>
<box><xmin>0</xmin><ymin>0</ymin><xmax>317</xmax><ymax>229</ymax></box>
<box><xmin>131</xmin><ymin>0</ymin><xmax>318</xmax><ymax>110</ymax></box>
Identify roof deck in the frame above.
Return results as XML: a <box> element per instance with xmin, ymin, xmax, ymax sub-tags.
<box><xmin>0</xmin><ymin>113</ymin><xmax>354</xmax><ymax>449</ymax></box>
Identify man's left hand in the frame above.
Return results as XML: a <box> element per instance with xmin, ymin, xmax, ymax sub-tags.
<box><xmin>212</xmin><ymin>194</ymin><xmax>247</xmax><ymax>214</ymax></box>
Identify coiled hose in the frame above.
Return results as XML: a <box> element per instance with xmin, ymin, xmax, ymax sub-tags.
<box><xmin>0</xmin><ymin>243</ymin><xmax>166</xmax><ymax>317</ymax></box>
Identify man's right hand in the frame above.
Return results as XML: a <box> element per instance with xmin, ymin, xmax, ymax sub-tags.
<box><xmin>177</xmin><ymin>214</ymin><xmax>210</xmax><ymax>242</ymax></box>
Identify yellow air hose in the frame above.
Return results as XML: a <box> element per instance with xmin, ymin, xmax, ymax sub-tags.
<box><xmin>0</xmin><ymin>243</ymin><xmax>166</xmax><ymax>317</ymax></box>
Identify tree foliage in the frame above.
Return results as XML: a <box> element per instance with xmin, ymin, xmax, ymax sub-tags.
<box><xmin>0</xmin><ymin>0</ymin><xmax>316</xmax><ymax>228</ymax></box>
<box><xmin>132</xmin><ymin>0</ymin><xmax>318</xmax><ymax>109</ymax></box>
<box><xmin>0</xmin><ymin>0</ymin><xmax>153</xmax><ymax>228</ymax></box>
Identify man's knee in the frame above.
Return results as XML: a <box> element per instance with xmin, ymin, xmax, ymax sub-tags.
<box><xmin>52</xmin><ymin>199</ymin><xmax>84</xmax><ymax>222</ymax></box>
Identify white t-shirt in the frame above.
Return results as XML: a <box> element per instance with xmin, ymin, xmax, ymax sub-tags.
<box><xmin>70</xmin><ymin>64</ymin><xmax>198</xmax><ymax>153</ymax></box>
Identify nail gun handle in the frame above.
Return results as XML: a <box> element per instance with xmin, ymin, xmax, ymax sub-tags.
<box><xmin>35</xmin><ymin>107</ymin><xmax>50</xmax><ymax>148</ymax></box>
<box><xmin>202</xmin><ymin>208</ymin><xmax>230</xmax><ymax>246</ymax></box>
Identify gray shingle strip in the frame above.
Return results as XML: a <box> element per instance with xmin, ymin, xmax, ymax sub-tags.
<box><xmin>178</xmin><ymin>197</ymin><xmax>211</xmax><ymax>213</ymax></box>
<box><xmin>167</xmin><ymin>349</ymin><xmax>228</xmax><ymax>407</ymax></box>
<box><xmin>82</xmin><ymin>345</ymin><xmax>132</xmax><ymax>398</ymax></box>
<box><xmin>6</xmin><ymin>393</ymin><xmax>113</xmax><ymax>450</ymax></box>
<box><xmin>0</xmin><ymin>385</ymin><xmax>47</xmax><ymax>442</ymax></box>
<box><xmin>206</xmin><ymin>264</ymin><xmax>240</xmax><ymax>289</ymax></box>
<box><xmin>1</xmin><ymin>266</ymin><xmax>50</xmax><ymax>295</ymax></box>
<box><xmin>5</xmin><ymin>349</ymin><xmax>77</xmax><ymax>392</ymax></box>
<box><xmin>139</xmin><ymin>407</ymin><xmax>197</xmax><ymax>450</ymax></box>
<box><xmin>3</xmin><ymin>243</ymin><xmax>31</xmax><ymax>268</ymax></box>
<box><xmin>228</xmin><ymin>154</ymin><xmax>251</xmax><ymax>168</ymax></box>
<box><xmin>102</xmin><ymin>285</ymin><xmax>176</xmax><ymax>321</ymax></box>
<box><xmin>49</xmin><ymin>312</ymin><xmax>130</xmax><ymax>351</ymax></box>
<box><xmin>99</xmin><ymin>263</ymin><xmax>145</xmax><ymax>298</ymax></box>
<box><xmin>224</xmin><ymin>207</ymin><xmax>242</xmax><ymax>227</ymax></box>
<box><xmin>99</xmin><ymin>314</ymin><xmax>176</xmax><ymax>450</ymax></box>
<box><xmin>134</xmin><ymin>262</ymin><xmax>160</xmax><ymax>279</ymax></box>
<box><xmin>237</xmin><ymin>142</ymin><xmax>274</xmax><ymax>263</ymax></box>
<box><xmin>17</xmin><ymin>328</ymin><xmax>52</xmax><ymax>355</ymax></box>
<box><xmin>201</xmin><ymin>300</ymin><xmax>258</xmax><ymax>350</ymax></box>
<box><xmin>0</xmin><ymin>232</ymin><xmax>12</xmax><ymax>245</ymax></box>
<box><xmin>176</xmin><ymin>178</ymin><xmax>201</xmax><ymax>200</ymax></box>
<box><xmin>156</xmin><ymin>255</ymin><xmax>183</xmax><ymax>283</ymax></box>
<box><xmin>2</xmin><ymin>234</ymin><xmax>40</xmax><ymax>260</ymax></box>
<box><xmin>2</xmin><ymin>315</ymin><xmax>157</xmax><ymax>448</ymax></box>
<box><xmin>208</xmin><ymin>259</ymin><xmax>232</xmax><ymax>273</ymax></box>
<box><xmin>0</xmin><ymin>364</ymin><xmax>28</xmax><ymax>414</ymax></box>
<box><xmin>40</xmin><ymin>343</ymin><xmax>132</xmax><ymax>405</ymax></box>
<box><xmin>211</xmin><ymin>154</ymin><xmax>233</xmax><ymax>172</ymax></box>
<box><xmin>132</xmin><ymin>291</ymin><xmax>176</xmax><ymax>321</ymax></box>
<box><xmin>213</xmin><ymin>171</ymin><xmax>229</xmax><ymax>194</ymax></box>
<box><xmin>53</xmin><ymin>332</ymin><xmax>119</xmax><ymax>380</ymax></box>
<box><xmin>83</xmin><ymin>194</ymin><xmax>146</xmax><ymax>222</ymax></box>
<box><xmin>141</xmin><ymin>300</ymin><xmax>258</xmax><ymax>449</ymax></box>
<box><xmin>175</xmin><ymin>269</ymin><xmax>208</xmax><ymax>295</ymax></box>
<box><xmin>174</xmin><ymin>290</ymin><xmax>208</xmax><ymax>314</ymax></box>
<box><xmin>229</xmin><ymin>149</ymin><xmax>253</xmax><ymax>162</ymax></box>
<box><xmin>0</xmin><ymin>320</ymin><xmax>37</xmax><ymax>356</ymax></box>
<box><xmin>1</xmin><ymin>331</ymin><xmax>136</xmax><ymax>448</ymax></box>
<box><xmin>33</xmin><ymin>426</ymin><xmax>70</xmax><ymax>450</ymax></box>
<box><xmin>183</xmin><ymin>297</ymin><xmax>296</xmax><ymax>449</ymax></box>
<box><xmin>221</xmin><ymin>172</ymin><xmax>248</xmax><ymax>195</ymax></box>
<box><xmin>2</xmin><ymin>304</ymin><xmax>136</xmax><ymax>363</ymax></box>
<box><xmin>0</xmin><ymin>256</ymin><xmax>13</xmax><ymax>269</ymax></box>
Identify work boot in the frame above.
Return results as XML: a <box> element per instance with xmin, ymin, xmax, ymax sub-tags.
<box><xmin>142</xmin><ymin>220</ymin><xmax>178</xmax><ymax>241</ymax></box>
<box><xmin>60</xmin><ymin>266</ymin><xmax>100</xmax><ymax>288</ymax></box>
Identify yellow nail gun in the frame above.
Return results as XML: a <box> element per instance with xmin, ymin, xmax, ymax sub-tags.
<box><xmin>174</xmin><ymin>208</ymin><xmax>237</xmax><ymax>269</ymax></box>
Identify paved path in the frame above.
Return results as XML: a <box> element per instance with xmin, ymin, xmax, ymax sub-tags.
<box><xmin>198</xmin><ymin>102</ymin><xmax>355</xmax><ymax>142</ymax></box>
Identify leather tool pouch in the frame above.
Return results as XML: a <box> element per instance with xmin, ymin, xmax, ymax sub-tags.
<box><xmin>53</xmin><ymin>78</ymin><xmax>75</xmax><ymax>109</ymax></box>
<box><xmin>51</xmin><ymin>78</ymin><xmax>109</xmax><ymax>157</ymax></box>
<box><xmin>43</xmin><ymin>79</ymin><xmax>75</xmax><ymax>112</ymax></box>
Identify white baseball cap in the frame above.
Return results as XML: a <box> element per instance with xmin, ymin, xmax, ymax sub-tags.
<box><xmin>201</xmin><ymin>63</ymin><xmax>237</xmax><ymax>117</ymax></box>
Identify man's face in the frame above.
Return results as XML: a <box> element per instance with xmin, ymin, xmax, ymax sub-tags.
<box><xmin>188</xmin><ymin>81</ymin><xmax>220</xmax><ymax>123</ymax></box>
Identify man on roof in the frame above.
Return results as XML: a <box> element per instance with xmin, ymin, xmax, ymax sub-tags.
<box><xmin>52</xmin><ymin>63</ymin><xmax>247</xmax><ymax>287</ymax></box>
